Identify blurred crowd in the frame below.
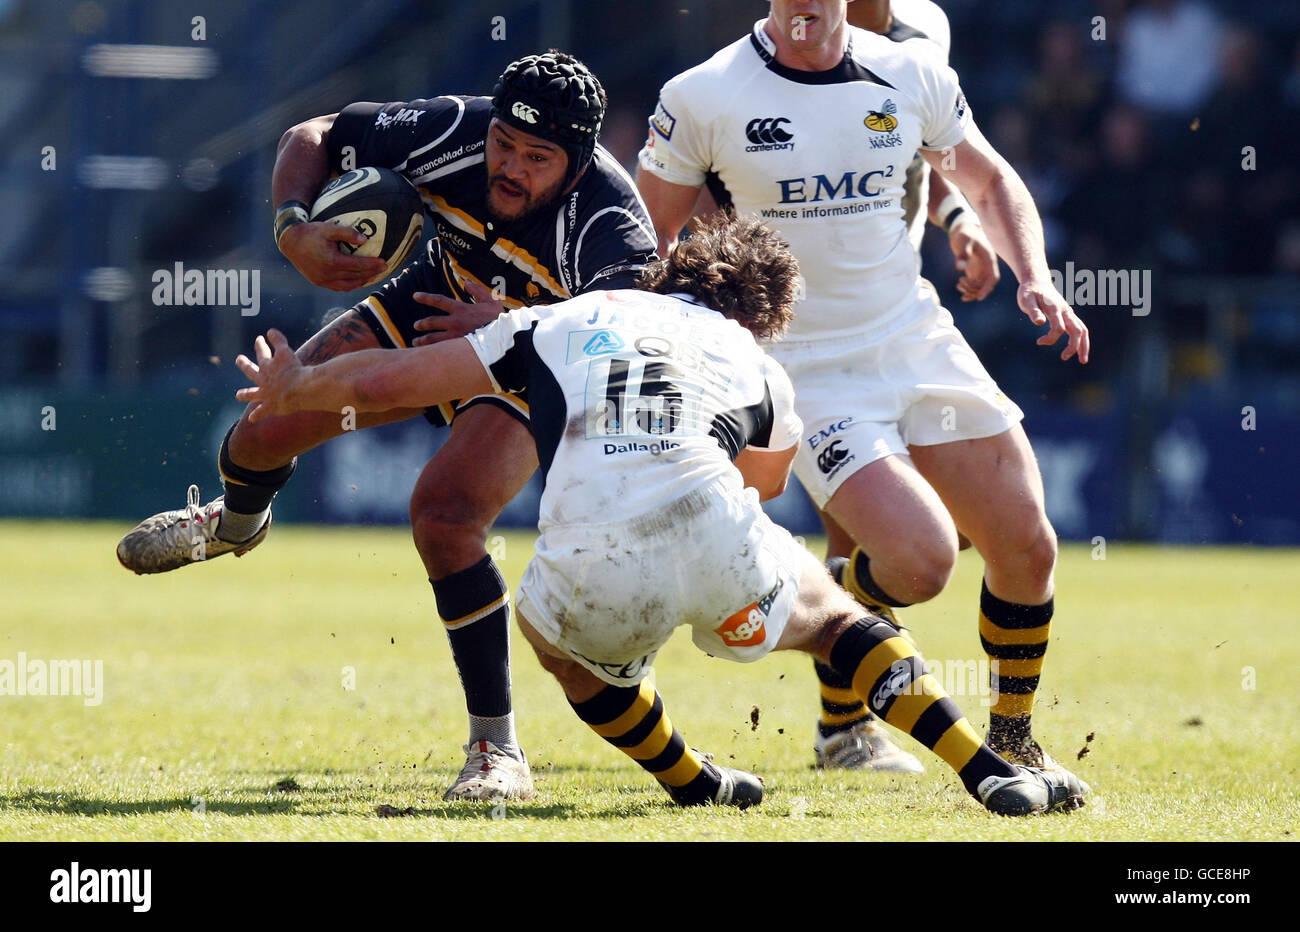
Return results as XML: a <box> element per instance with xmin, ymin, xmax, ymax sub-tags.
<box><xmin>2</xmin><ymin>0</ymin><xmax>1295</xmax><ymax>404</ymax></box>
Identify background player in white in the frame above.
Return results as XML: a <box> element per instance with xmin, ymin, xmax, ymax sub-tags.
<box><xmin>681</xmin><ymin>0</ymin><xmax>1002</xmax><ymax>774</ymax></box>
<box><xmin>234</xmin><ymin>212</ymin><xmax>1090</xmax><ymax>816</ymax></box>
<box><xmin>808</xmin><ymin>0</ymin><xmax>1006</xmax><ymax>773</ymax></box>
<box><xmin>637</xmin><ymin>0</ymin><xmax>1090</xmax><ymax>771</ymax></box>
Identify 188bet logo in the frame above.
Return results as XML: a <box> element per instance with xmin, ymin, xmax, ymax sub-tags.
<box><xmin>718</xmin><ymin>607</ymin><xmax>767</xmax><ymax>644</ymax></box>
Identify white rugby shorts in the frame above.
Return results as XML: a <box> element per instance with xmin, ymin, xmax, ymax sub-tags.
<box><xmin>774</xmin><ymin>281</ymin><xmax>1024</xmax><ymax>509</ymax></box>
<box><xmin>515</xmin><ymin>474</ymin><xmax>805</xmax><ymax>686</ymax></box>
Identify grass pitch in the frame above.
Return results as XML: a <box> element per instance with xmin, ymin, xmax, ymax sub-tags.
<box><xmin>0</xmin><ymin>520</ymin><xmax>1296</xmax><ymax>841</ymax></box>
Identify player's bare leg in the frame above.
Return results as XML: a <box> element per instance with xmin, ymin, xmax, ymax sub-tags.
<box><xmin>772</xmin><ymin>551</ymin><xmax>1087</xmax><ymax>815</ymax></box>
<box><xmin>909</xmin><ymin>425</ymin><xmax>1060</xmax><ymax>765</ymax></box>
<box><xmin>810</xmin><ymin>504</ymin><xmax>924</xmax><ymax>773</ymax></box>
<box><xmin>116</xmin><ymin>310</ymin><xmax>419</xmax><ymax>573</ymax></box>
<box><xmin>819</xmin><ymin>507</ymin><xmax>972</xmax><ymax>563</ymax></box>
<box><xmin>825</xmin><ymin>454</ymin><xmax>960</xmax><ymax>605</ymax></box>
<box><xmin>806</xmin><ymin>454</ymin><xmax>958</xmax><ymax>772</ymax></box>
<box><xmin>408</xmin><ymin>404</ymin><xmax>538</xmax><ymax>801</ymax></box>
<box><xmin>514</xmin><ymin>609</ymin><xmax>764</xmax><ymax>809</ymax></box>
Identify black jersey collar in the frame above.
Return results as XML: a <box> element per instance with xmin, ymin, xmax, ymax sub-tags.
<box><xmin>885</xmin><ymin>16</ymin><xmax>930</xmax><ymax>45</ymax></box>
<box><xmin>749</xmin><ymin>18</ymin><xmax>895</xmax><ymax>88</ymax></box>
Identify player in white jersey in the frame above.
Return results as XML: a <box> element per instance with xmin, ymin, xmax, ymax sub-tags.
<box><xmin>233</xmin><ymin>212</ymin><xmax>1089</xmax><ymax>816</ymax></box>
<box><xmin>638</xmin><ymin>0</ymin><xmax>1090</xmax><ymax>771</ymax></box>
<box><xmin>802</xmin><ymin>0</ymin><xmax>1006</xmax><ymax>773</ymax></box>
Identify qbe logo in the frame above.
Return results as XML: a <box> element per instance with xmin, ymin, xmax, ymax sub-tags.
<box><xmin>745</xmin><ymin>117</ymin><xmax>794</xmax><ymax>152</ymax></box>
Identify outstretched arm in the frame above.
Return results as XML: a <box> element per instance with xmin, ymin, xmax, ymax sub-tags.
<box><xmin>924</xmin><ymin>122</ymin><xmax>1089</xmax><ymax>363</ymax></box>
<box><xmin>235</xmin><ymin>329</ymin><xmax>493</xmax><ymax>421</ymax></box>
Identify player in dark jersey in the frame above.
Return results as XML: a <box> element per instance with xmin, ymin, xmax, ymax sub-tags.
<box><xmin>232</xmin><ymin>212</ymin><xmax>1090</xmax><ymax>817</ymax></box>
<box><xmin>116</xmin><ymin>52</ymin><xmax>657</xmax><ymax>802</ymax></box>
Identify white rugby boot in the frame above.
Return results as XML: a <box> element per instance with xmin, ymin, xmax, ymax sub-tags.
<box><xmin>814</xmin><ymin>719</ymin><xmax>925</xmax><ymax>774</ymax></box>
<box><xmin>116</xmin><ymin>484</ymin><xmax>270</xmax><ymax>574</ymax></box>
<box><xmin>443</xmin><ymin>740</ymin><xmax>536</xmax><ymax>801</ymax></box>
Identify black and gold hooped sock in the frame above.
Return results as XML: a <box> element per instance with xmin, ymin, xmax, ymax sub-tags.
<box><xmin>820</xmin><ymin>547</ymin><xmax>920</xmax><ymax>734</ymax></box>
<box><xmin>829</xmin><ymin>617</ymin><xmax>1017</xmax><ymax>797</ymax></box>
<box><xmin>814</xmin><ymin>660</ymin><xmax>874</xmax><ymax>737</ymax></box>
<box><xmin>838</xmin><ymin>547</ymin><xmax>911</xmax><ymax>620</ymax></box>
<box><xmin>570</xmin><ymin>680</ymin><xmax>719</xmax><ymax>804</ymax></box>
<box><xmin>978</xmin><ymin>579</ymin><xmax>1052</xmax><ymax>749</ymax></box>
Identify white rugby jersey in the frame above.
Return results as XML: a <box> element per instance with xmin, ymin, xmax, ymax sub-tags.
<box><xmin>466</xmin><ymin>290</ymin><xmax>801</xmax><ymax>529</ymax></box>
<box><xmin>640</xmin><ymin>18</ymin><xmax>971</xmax><ymax>343</ymax></box>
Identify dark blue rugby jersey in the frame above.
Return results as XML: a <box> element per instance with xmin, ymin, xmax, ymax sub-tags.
<box><xmin>326</xmin><ymin>95</ymin><xmax>657</xmax><ymax>308</ymax></box>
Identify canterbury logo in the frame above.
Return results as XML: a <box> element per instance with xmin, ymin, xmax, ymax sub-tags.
<box><xmin>745</xmin><ymin>117</ymin><xmax>793</xmax><ymax>145</ymax></box>
<box><xmin>511</xmin><ymin>101</ymin><xmax>540</xmax><ymax>124</ymax></box>
<box><xmin>864</xmin><ymin>100</ymin><xmax>899</xmax><ymax>132</ymax></box>
<box><xmin>816</xmin><ymin>439</ymin><xmax>849</xmax><ymax>475</ymax></box>
<box><xmin>873</xmin><ymin>661</ymin><xmax>914</xmax><ymax>707</ymax></box>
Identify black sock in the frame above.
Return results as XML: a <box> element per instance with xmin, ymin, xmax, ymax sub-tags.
<box><xmin>217</xmin><ymin>423</ymin><xmax>296</xmax><ymax>516</ymax></box>
<box><xmin>430</xmin><ymin>555</ymin><xmax>513</xmax><ymax>724</ymax></box>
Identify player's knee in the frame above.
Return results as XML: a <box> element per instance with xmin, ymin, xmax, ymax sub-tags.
<box><xmin>229</xmin><ymin>415</ymin><xmax>302</xmax><ymax>471</ymax></box>
<box><xmin>991</xmin><ymin>510</ymin><xmax>1057</xmax><ymax>585</ymax></box>
<box><xmin>410</xmin><ymin>490</ymin><xmax>489</xmax><ymax>546</ymax></box>
<box><xmin>532</xmin><ymin>650</ymin><xmax>593</xmax><ymax>698</ymax></box>
<box><xmin>900</xmin><ymin>537</ymin><xmax>957</xmax><ymax>602</ymax></box>
<box><xmin>1023</xmin><ymin>520</ymin><xmax>1059</xmax><ymax>585</ymax></box>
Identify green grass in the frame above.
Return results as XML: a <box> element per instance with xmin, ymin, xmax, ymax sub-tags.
<box><xmin>1</xmin><ymin>520</ymin><xmax>1297</xmax><ymax>841</ymax></box>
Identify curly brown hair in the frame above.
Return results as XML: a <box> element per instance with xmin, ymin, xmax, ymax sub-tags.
<box><xmin>636</xmin><ymin>212</ymin><xmax>800</xmax><ymax>340</ymax></box>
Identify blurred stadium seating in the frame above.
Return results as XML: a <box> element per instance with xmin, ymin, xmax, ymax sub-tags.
<box><xmin>1</xmin><ymin>0</ymin><xmax>1296</xmax><ymax>542</ymax></box>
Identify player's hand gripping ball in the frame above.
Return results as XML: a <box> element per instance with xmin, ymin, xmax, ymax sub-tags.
<box><xmin>309</xmin><ymin>167</ymin><xmax>424</xmax><ymax>286</ymax></box>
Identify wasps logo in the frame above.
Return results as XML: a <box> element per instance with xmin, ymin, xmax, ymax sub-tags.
<box><xmin>864</xmin><ymin>99</ymin><xmax>899</xmax><ymax>133</ymax></box>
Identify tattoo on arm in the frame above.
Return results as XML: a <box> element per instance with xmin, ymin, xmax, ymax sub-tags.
<box><xmin>296</xmin><ymin>312</ymin><xmax>380</xmax><ymax>365</ymax></box>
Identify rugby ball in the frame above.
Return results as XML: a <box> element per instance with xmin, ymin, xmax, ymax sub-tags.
<box><xmin>309</xmin><ymin>167</ymin><xmax>424</xmax><ymax>286</ymax></box>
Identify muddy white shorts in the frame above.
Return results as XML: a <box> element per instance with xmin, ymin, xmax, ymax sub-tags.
<box><xmin>773</xmin><ymin>281</ymin><xmax>1024</xmax><ymax>509</ymax></box>
<box><xmin>515</xmin><ymin>474</ymin><xmax>806</xmax><ymax>686</ymax></box>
